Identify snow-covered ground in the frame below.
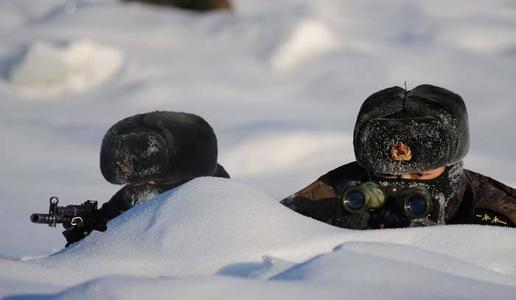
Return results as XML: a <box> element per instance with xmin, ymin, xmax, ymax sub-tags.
<box><xmin>1</xmin><ymin>0</ymin><xmax>516</xmax><ymax>298</ymax></box>
<box><xmin>2</xmin><ymin>178</ymin><xmax>516</xmax><ymax>299</ymax></box>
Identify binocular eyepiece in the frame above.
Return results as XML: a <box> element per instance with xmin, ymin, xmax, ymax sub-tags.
<box><xmin>342</xmin><ymin>182</ymin><xmax>433</xmax><ymax>219</ymax></box>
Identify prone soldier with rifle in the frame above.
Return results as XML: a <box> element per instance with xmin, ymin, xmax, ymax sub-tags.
<box><xmin>31</xmin><ymin>111</ymin><xmax>230</xmax><ymax>246</ymax></box>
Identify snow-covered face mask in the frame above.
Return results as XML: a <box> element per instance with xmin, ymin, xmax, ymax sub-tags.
<box><xmin>368</xmin><ymin>162</ymin><xmax>466</xmax><ymax>227</ymax></box>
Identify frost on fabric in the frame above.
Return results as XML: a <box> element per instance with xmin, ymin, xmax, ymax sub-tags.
<box><xmin>113</xmin><ymin>146</ymin><xmax>137</xmax><ymax>184</ymax></box>
<box><xmin>110</xmin><ymin>133</ymin><xmax>166</xmax><ymax>184</ymax></box>
<box><xmin>127</xmin><ymin>185</ymin><xmax>161</xmax><ymax>207</ymax></box>
<box><xmin>374</xmin><ymin>162</ymin><xmax>466</xmax><ymax>224</ymax></box>
<box><xmin>145</xmin><ymin>135</ymin><xmax>161</xmax><ymax>155</ymax></box>
<box><xmin>356</xmin><ymin>111</ymin><xmax>460</xmax><ymax>175</ymax></box>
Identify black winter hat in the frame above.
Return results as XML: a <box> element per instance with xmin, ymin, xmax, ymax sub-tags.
<box><xmin>100</xmin><ymin>111</ymin><xmax>218</xmax><ymax>185</ymax></box>
<box><xmin>353</xmin><ymin>84</ymin><xmax>469</xmax><ymax>175</ymax></box>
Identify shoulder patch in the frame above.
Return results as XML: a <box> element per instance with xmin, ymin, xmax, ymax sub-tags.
<box><xmin>295</xmin><ymin>180</ymin><xmax>338</xmax><ymax>201</ymax></box>
<box><xmin>473</xmin><ymin>208</ymin><xmax>514</xmax><ymax>227</ymax></box>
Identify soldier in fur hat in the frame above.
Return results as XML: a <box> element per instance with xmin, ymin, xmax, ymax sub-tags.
<box><xmin>63</xmin><ymin>111</ymin><xmax>230</xmax><ymax>245</ymax></box>
<box><xmin>281</xmin><ymin>84</ymin><xmax>516</xmax><ymax>229</ymax></box>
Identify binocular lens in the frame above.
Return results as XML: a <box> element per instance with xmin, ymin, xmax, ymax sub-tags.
<box><xmin>345</xmin><ymin>191</ymin><xmax>366</xmax><ymax>211</ymax></box>
<box><xmin>405</xmin><ymin>195</ymin><xmax>430</xmax><ymax>217</ymax></box>
<box><xmin>342</xmin><ymin>182</ymin><xmax>432</xmax><ymax>218</ymax></box>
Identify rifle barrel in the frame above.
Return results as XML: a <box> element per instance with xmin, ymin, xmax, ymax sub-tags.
<box><xmin>30</xmin><ymin>213</ymin><xmax>69</xmax><ymax>224</ymax></box>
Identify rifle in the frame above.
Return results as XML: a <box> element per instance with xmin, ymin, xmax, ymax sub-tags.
<box><xmin>30</xmin><ymin>196</ymin><xmax>106</xmax><ymax>246</ymax></box>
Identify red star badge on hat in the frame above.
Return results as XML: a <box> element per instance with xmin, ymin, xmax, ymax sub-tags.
<box><xmin>391</xmin><ymin>141</ymin><xmax>412</xmax><ymax>161</ymax></box>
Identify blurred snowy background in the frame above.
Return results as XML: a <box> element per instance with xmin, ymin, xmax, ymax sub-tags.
<box><xmin>1</xmin><ymin>0</ymin><xmax>516</xmax><ymax>298</ymax></box>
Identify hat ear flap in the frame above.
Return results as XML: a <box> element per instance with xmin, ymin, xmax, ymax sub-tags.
<box><xmin>100</xmin><ymin>131</ymin><xmax>169</xmax><ymax>184</ymax></box>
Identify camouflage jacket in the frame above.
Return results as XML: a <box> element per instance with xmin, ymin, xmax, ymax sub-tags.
<box><xmin>280</xmin><ymin>162</ymin><xmax>516</xmax><ymax>228</ymax></box>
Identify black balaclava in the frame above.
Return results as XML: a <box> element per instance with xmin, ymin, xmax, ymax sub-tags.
<box><xmin>353</xmin><ymin>85</ymin><xmax>470</xmax><ymax>227</ymax></box>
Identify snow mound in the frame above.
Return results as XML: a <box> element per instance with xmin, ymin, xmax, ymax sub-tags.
<box><xmin>23</xmin><ymin>241</ymin><xmax>516</xmax><ymax>300</ymax></box>
<box><xmin>21</xmin><ymin>177</ymin><xmax>341</xmax><ymax>286</ymax></box>
<box><xmin>2</xmin><ymin>177</ymin><xmax>516</xmax><ymax>298</ymax></box>
<box><xmin>9</xmin><ymin>40</ymin><xmax>123</xmax><ymax>98</ymax></box>
<box><xmin>51</xmin><ymin>241</ymin><xmax>516</xmax><ymax>300</ymax></box>
<box><xmin>270</xmin><ymin>242</ymin><xmax>516</xmax><ymax>299</ymax></box>
<box><xmin>270</xmin><ymin>19</ymin><xmax>339</xmax><ymax>71</ymax></box>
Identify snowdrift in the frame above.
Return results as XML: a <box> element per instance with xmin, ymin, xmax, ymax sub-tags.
<box><xmin>9</xmin><ymin>40</ymin><xmax>123</xmax><ymax>98</ymax></box>
<box><xmin>1</xmin><ymin>178</ymin><xmax>516</xmax><ymax>299</ymax></box>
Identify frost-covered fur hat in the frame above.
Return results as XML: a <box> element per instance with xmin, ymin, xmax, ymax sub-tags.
<box><xmin>353</xmin><ymin>84</ymin><xmax>469</xmax><ymax>175</ymax></box>
<box><xmin>100</xmin><ymin>111</ymin><xmax>218</xmax><ymax>185</ymax></box>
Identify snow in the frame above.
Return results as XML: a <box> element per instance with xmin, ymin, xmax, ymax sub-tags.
<box><xmin>9</xmin><ymin>40</ymin><xmax>123</xmax><ymax>98</ymax></box>
<box><xmin>1</xmin><ymin>0</ymin><xmax>516</xmax><ymax>298</ymax></box>
<box><xmin>2</xmin><ymin>178</ymin><xmax>516</xmax><ymax>299</ymax></box>
<box><xmin>270</xmin><ymin>19</ymin><xmax>340</xmax><ymax>71</ymax></box>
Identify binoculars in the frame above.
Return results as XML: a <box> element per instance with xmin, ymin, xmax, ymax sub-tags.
<box><xmin>341</xmin><ymin>182</ymin><xmax>433</xmax><ymax>219</ymax></box>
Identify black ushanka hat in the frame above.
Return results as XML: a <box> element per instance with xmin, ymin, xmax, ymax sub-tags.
<box><xmin>100</xmin><ymin>111</ymin><xmax>218</xmax><ymax>185</ymax></box>
<box><xmin>353</xmin><ymin>84</ymin><xmax>469</xmax><ymax>175</ymax></box>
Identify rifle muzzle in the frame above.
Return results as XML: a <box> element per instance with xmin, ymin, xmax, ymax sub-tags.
<box><xmin>30</xmin><ymin>213</ymin><xmax>69</xmax><ymax>226</ymax></box>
